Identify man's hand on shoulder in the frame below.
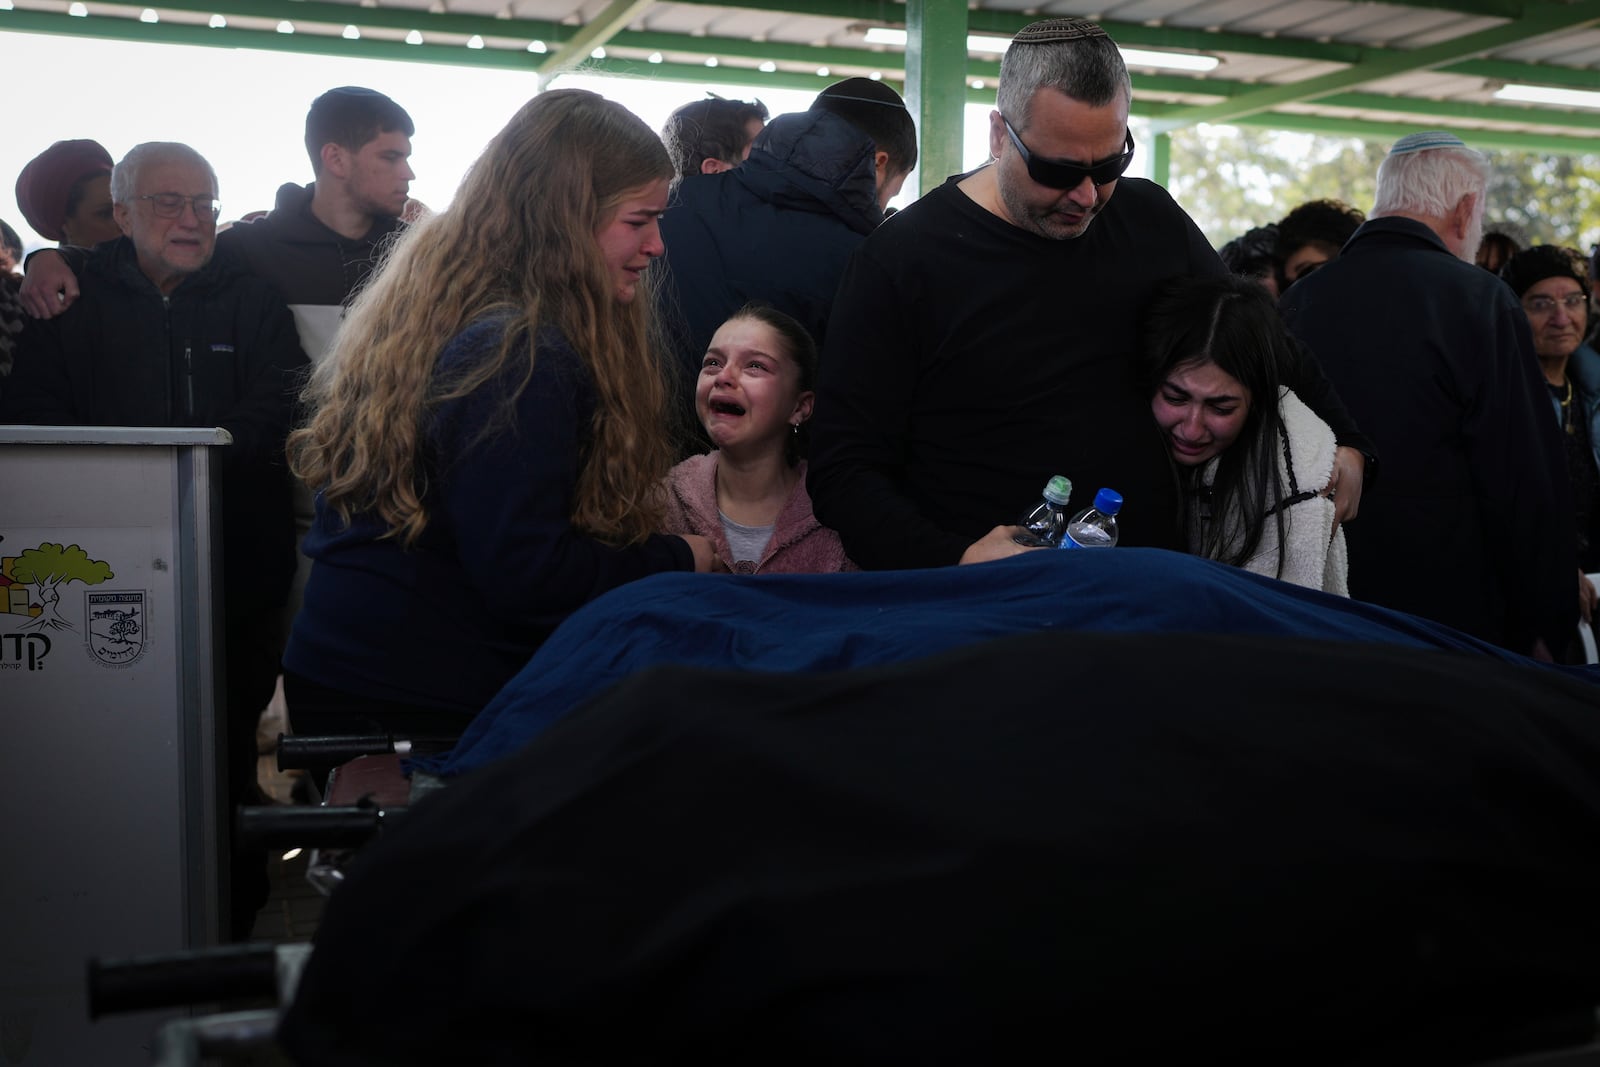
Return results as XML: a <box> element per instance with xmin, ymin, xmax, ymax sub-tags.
<box><xmin>1324</xmin><ymin>445</ymin><xmax>1365</xmax><ymax>529</ymax></box>
<box><xmin>18</xmin><ymin>249</ymin><xmax>79</xmax><ymax>319</ymax></box>
<box><xmin>959</xmin><ymin>525</ymin><xmax>1037</xmax><ymax>565</ymax></box>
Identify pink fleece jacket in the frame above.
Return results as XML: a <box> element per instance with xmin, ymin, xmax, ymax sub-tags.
<box><xmin>662</xmin><ymin>453</ymin><xmax>856</xmax><ymax>574</ymax></box>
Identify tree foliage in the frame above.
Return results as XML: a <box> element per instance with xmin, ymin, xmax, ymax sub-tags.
<box><xmin>1163</xmin><ymin>123</ymin><xmax>1600</xmax><ymax>257</ymax></box>
<box><xmin>10</xmin><ymin>543</ymin><xmax>115</xmax><ymax>587</ymax></box>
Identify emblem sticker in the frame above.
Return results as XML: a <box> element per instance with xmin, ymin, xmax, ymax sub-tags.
<box><xmin>86</xmin><ymin>591</ymin><xmax>149</xmax><ymax>668</ymax></box>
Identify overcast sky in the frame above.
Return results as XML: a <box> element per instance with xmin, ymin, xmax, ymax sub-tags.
<box><xmin>2</xmin><ymin>29</ymin><xmax>1017</xmax><ymax>253</ymax></box>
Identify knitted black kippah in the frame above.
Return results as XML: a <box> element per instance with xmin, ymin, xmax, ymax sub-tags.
<box><xmin>1011</xmin><ymin>18</ymin><xmax>1109</xmax><ymax>44</ymax></box>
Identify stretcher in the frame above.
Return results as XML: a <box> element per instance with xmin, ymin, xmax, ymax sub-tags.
<box><xmin>100</xmin><ymin>551</ymin><xmax>1600</xmax><ymax>1064</ymax></box>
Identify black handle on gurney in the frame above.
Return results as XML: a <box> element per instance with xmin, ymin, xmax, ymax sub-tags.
<box><xmin>88</xmin><ymin>944</ymin><xmax>278</xmax><ymax>1018</ymax></box>
<box><xmin>275</xmin><ymin>733</ymin><xmax>411</xmax><ymax>771</ymax></box>
<box><xmin>235</xmin><ymin>804</ymin><xmax>396</xmax><ymax>848</ymax></box>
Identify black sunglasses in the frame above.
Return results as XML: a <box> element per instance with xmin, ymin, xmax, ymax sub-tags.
<box><xmin>1001</xmin><ymin>115</ymin><xmax>1135</xmax><ymax>190</ymax></box>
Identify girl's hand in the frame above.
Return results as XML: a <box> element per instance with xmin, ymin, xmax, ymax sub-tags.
<box><xmin>679</xmin><ymin>534</ymin><xmax>718</xmax><ymax>573</ymax></box>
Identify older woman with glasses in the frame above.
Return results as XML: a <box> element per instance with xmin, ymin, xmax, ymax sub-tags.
<box><xmin>283</xmin><ymin>90</ymin><xmax>715</xmax><ymax>742</ymax></box>
<box><xmin>1502</xmin><ymin>245</ymin><xmax>1600</xmax><ymax>644</ymax></box>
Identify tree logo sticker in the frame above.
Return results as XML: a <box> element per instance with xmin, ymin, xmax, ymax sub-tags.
<box><xmin>87</xmin><ymin>591</ymin><xmax>149</xmax><ymax>668</ymax></box>
<box><xmin>1</xmin><ymin>543</ymin><xmax>114</xmax><ymax>633</ymax></box>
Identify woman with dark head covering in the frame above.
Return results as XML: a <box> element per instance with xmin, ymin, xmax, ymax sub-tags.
<box><xmin>1501</xmin><ymin>244</ymin><xmax>1600</xmax><ymax>645</ymax></box>
<box><xmin>14</xmin><ymin>139</ymin><xmax>121</xmax><ymax>247</ymax></box>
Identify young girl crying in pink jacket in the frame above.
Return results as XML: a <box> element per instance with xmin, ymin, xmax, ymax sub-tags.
<box><xmin>662</xmin><ymin>304</ymin><xmax>855</xmax><ymax>574</ymax></box>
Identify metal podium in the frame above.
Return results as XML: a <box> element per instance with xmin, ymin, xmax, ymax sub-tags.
<box><xmin>0</xmin><ymin>425</ymin><xmax>230</xmax><ymax>1065</ymax></box>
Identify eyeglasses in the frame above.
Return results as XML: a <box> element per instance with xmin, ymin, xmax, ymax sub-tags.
<box><xmin>1524</xmin><ymin>293</ymin><xmax>1589</xmax><ymax>315</ymax></box>
<box><xmin>137</xmin><ymin>193</ymin><xmax>221</xmax><ymax>221</ymax></box>
<box><xmin>1000</xmin><ymin>115</ymin><xmax>1135</xmax><ymax>190</ymax></box>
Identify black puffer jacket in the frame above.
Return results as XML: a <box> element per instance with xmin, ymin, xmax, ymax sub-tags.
<box><xmin>657</xmin><ymin>109</ymin><xmax>884</xmax><ymax>386</ymax></box>
<box><xmin>2</xmin><ymin>237</ymin><xmax>309</xmax><ymax>619</ymax></box>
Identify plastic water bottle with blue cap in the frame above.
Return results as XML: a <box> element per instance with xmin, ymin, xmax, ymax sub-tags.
<box><xmin>1060</xmin><ymin>488</ymin><xmax>1122</xmax><ymax>549</ymax></box>
<box><xmin>1012</xmin><ymin>475</ymin><xmax>1074</xmax><ymax>547</ymax></box>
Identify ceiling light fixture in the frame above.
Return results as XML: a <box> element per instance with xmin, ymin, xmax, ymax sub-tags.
<box><xmin>342</xmin><ymin>24</ymin><xmax>360</xmax><ymax>39</ymax></box>
<box><xmin>1495</xmin><ymin>82</ymin><xmax>1600</xmax><ymax>109</ymax></box>
<box><xmin>1120</xmin><ymin>47</ymin><xmax>1218</xmax><ymax>72</ymax></box>
<box><xmin>861</xmin><ymin>27</ymin><xmax>1218</xmax><ymax>72</ymax></box>
<box><xmin>208</xmin><ymin>13</ymin><xmax>226</xmax><ymax>28</ymax></box>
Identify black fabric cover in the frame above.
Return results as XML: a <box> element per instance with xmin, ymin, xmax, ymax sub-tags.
<box><xmin>279</xmin><ymin>630</ymin><xmax>1600</xmax><ymax>1066</ymax></box>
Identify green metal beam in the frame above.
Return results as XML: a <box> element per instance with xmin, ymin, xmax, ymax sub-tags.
<box><xmin>1150</xmin><ymin>132</ymin><xmax>1171</xmax><ymax>189</ymax></box>
<box><xmin>10</xmin><ymin>0</ymin><xmax>1371</xmax><ymax>65</ymax></box>
<box><xmin>906</xmin><ymin>0</ymin><xmax>967</xmax><ymax>196</ymax></box>
<box><xmin>1151</xmin><ymin>0</ymin><xmax>1600</xmax><ymax>133</ymax></box>
<box><xmin>578</xmin><ymin>56</ymin><xmax>893</xmax><ymax>95</ymax></box>
<box><xmin>1229</xmin><ymin>111</ymin><xmax>1600</xmax><ymax>155</ymax></box>
<box><xmin>965</xmin><ymin>12</ymin><xmax>1367</xmax><ymax>65</ymax></box>
<box><xmin>1314</xmin><ymin>91</ymin><xmax>1600</xmax><ymax>132</ymax></box>
<box><xmin>1444</xmin><ymin>58</ymin><xmax>1600</xmax><ymax>90</ymax></box>
<box><xmin>27</xmin><ymin>0</ymin><xmax>1600</xmax><ymax>105</ymax></box>
<box><xmin>11</xmin><ymin>0</ymin><xmax>1600</xmax><ymax>150</ymax></box>
<box><xmin>655</xmin><ymin>0</ymin><xmax>1533</xmax><ymax>20</ymax></box>
<box><xmin>116</xmin><ymin>0</ymin><xmax>563</xmax><ymax>39</ymax></box>
<box><xmin>0</xmin><ymin>7</ymin><xmax>548</xmax><ymax>70</ymax></box>
<box><xmin>534</xmin><ymin>0</ymin><xmax>652</xmax><ymax>84</ymax></box>
<box><xmin>609</xmin><ymin>30</ymin><xmax>882</xmax><ymax>67</ymax></box>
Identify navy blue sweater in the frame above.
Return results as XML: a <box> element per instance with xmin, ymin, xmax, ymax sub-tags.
<box><xmin>283</xmin><ymin>319</ymin><xmax>694</xmax><ymax>717</ymax></box>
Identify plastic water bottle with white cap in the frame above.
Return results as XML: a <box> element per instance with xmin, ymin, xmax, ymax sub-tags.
<box><xmin>1012</xmin><ymin>475</ymin><xmax>1074</xmax><ymax>547</ymax></box>
<box><xmin>1060</xmin><ymin>487</ymin><xmax>1122</xmax><ymax>549</ymax></box>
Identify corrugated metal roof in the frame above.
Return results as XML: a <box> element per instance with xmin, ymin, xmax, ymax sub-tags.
<box><xmin>4</xmin><ymin>0</ymin><xmax>1599</xmax><ymax>151</ymax></box>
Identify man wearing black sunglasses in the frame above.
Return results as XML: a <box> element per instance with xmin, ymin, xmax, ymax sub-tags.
<box><xmin>809</xmin><ymin>17</ymin><xmax>1371</xmax><ymax>572</ymax></box>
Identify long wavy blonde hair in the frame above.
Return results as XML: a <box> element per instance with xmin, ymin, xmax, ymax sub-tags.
<box><xmin>289</xmin><ymin>89</ymin><xmax>678</xmax><ymax>547</ymax></box>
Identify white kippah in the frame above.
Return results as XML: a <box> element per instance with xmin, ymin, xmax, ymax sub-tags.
<box><xmin>1388</xmin><ymin>131</ymin><xmax>1467</xmax><ymax>155</ymax></box>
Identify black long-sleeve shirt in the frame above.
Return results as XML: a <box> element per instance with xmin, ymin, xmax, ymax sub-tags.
<box><xmin>808</xmin><ymin>174</ymin><xmax>1369</xmax><ymax>570</ymax></box>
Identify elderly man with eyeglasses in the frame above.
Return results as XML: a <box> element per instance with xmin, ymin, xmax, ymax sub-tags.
<box><xmin>807</xmin><ymin>17</ymin><xmax>1372</xmax><ymax>570</ymax></box>
<box><xmin>1</xmin><ymin>139</ymin><xmax>308</xmax><ymax>940</ymax></box>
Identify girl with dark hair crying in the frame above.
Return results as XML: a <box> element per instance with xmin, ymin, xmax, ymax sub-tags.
<box><xmin>1139</xmin><ymin>274</ymin><xmax>1348</xmax><ymax>593</ymax></box>
<box><xmin>662</xmin><ymin>305</ymin><xmax>854</xmax><ymax>574</ymax></box>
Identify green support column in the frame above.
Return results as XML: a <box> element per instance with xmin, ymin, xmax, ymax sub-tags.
<box><xmin>1151</xmin><ymin>130</ymin><xmax>1172</xmax><ymax>189</ymax></box>
<box><xmin>906</xmin><ymin>0</ymin><xmax>969</xmax><ymax>199</ymax></box>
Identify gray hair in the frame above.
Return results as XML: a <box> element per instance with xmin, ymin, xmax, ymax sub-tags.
<box><xmin>1371</xmin><ymin>135</ymin><xmax>1489</xmax><ymax>220</ymax></box>
<box><xmin>996</xmin><ymin>18</ymin><xmax>1132</xmax><ymax>127</ymax></box>
<box><xmin>110</xmin><ymin>142</ymin><xmax>218</xmax><ymax>204</ymax></box>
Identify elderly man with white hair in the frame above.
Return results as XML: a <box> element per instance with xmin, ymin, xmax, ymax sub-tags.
<box><xmin>1281</xmin><ymin>131</ymin><xmax>1572</xmax><ymax>658</ymax></box>
<box><xmin>1</xmin><ymin>140</ymin><xmax>309</xmax><ymax>939</ymax></box>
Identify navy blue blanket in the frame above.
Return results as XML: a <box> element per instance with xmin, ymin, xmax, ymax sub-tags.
<box><xmin>420</xmin><ymin>548</ymin><xmax>1593</xmax><ymax>778</ymax></box>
